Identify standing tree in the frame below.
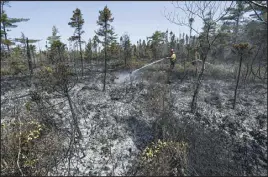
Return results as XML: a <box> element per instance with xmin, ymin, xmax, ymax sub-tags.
<box><xmin>232</xmin><ymin>43</ymin><xmax>253</xmax><ymax>109</ymax></box>
<box><xmin>68</xmin><ymin>8</ymin><xmax>85</xmax><ymax>76</ymax></box>
<box><xmin>92</xmin><ymin>35</ymin><xmax>99</xmax><ymax>61</ymax></box>
<box><xmin>95</xmin><ymin>5</ymin><xmax>116</xmax><ymax>91</ymax></box>
<box><xmin>169</xmin><ymin>31</ymin><xmax>176</xmax><ymax>49</ymax></box>
<box><xmin>46</xmin><ymin>26</ymin><xmax>61</xmax><ymax>63</ymax></box>
<box><xmin>147</xmin><ymin>31</ymin><xmax>165</xmax><ymax>60</ymax></box>
<box><xmin>0</xmin><ymin>2</ymin><xmax>29</xmax><ymax>53</ymax></box>
<box><xmin>186</xmin><ymin>17</ymin><xmax>195</xmax><ymax>66</ymax></box>
<box><xmin>189</xmin><ymin>17</ymin><xmax>194</xmax><ymax>38</ymax></box>
<box><xmin>120</xmin><ymin>33</ymin><xmax>131</xmax><ymax>67</ymax></box>
<box><xmin>165</xmin><ymin>1</ymin><xmax>233</xmax><ymax>112</ymax></box>
<box><xmin>85</xmin><ymin>38</ymin><xmax>93</xmax><ymax>63</ymax></box>
<box><xmin>14</xmin><ymin>33</ymin><xmax>40</xmax><ymax>74</ymax></box>
<box><xmin>142</xmin><ymin>39</ymin><xmax>146</xmax><ymax>58</ymax></box>
<box><xmin>29</xmin><ymin>44</ymin><xmax>36</xmax><ymax>67</ymax></box>
<box><xmin>26</xmin><ymin>38</ymin><xmax>33</xmax><ymax>75</ymax></box>
<box><xmin>164</xmin><ymin>29</ymin><xmax>169</xmax><ymax>57</ymax></box>
<box><xmin>14</xmin><ymin>32</ymin><xmax>40</xmax><ymax>56</ymax></box>
<box><xmin>47</xmin><ymin>26</ymin><xmax>61</xmax><ymax>46</ymax></box>
<box><xmin>220</xmin><ymin>1</ymin><xmax>248</xmax><ymax>44</ymax></box>
<box><xmin>36</xmin><ymin>53</ymin><xmax>83</xmax><ymax>141</ymax></box>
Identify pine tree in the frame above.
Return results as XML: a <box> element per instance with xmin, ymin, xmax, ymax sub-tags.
<box><xmin>95</xmin><ymin>5</ymin><xmax>117</xmax><ymax>91</ymax></box>
<box><xmin>169</xmin><ymin>31</ymin><xmax>176</xmax><ymax>49</ymax></box>
<box><xmin>92</xmin><ymin>35</ymin><xmax>99</xmax><ymax>59</ymax></box>
<box><xmin>1</xmin><ymin>1</ymin><xmax>29</xmax><ymax>53</ymax></box>
<box><xmin>147</xmin><ymin>31</ymin><xmax>165</xmax><ymax>60</ymax></box>
<box><xmin>0</xmin><ymin>10</ymin><xmax>29</xmax><ymax>52</ymax></box>
<box><xmin>85</xmin><ymin>38</ymin><xmax>93</xmax><ymax>62</ymax></box>
<box><xmin>47</xmin><ymin>26</ymin><xmax>61</xmax><ymax>46</ymax></box>
<box><xmin>14</xmin><ymin>32</ymin><xmax>40</xmax><ymax>56</ymax></box>
<box><xmin>120</xmin><ymin>33</ymin><xmax>131</xmax><ymax>67</ymax></box>
<box><xmin>142</xmin><ymin>40</ymin><xmax>146</xmax><ymax>58</ymax></box>
<box><xmin>68</xmin><ymin>8</ymin><xmax>85</xmax><ymax>76</ymax></box>
<box><xmin>221</xmin><ymin>1</ymin><xmax>248</xmax><ymax>43</ymax></box>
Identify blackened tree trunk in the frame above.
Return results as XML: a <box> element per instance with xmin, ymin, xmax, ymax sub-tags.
<box><xmin>66</xmin><ymin>90</ymin><xmax>82</xmax><ymax>139</ymax></box>
<box><xmin>191</xmin><ymin>55</ymin><xmax>206</xmax><ymax>112</ymax></box>
<box><xmin>26</xmin><ymin>38</ymin><xmax>33</xmax><ymax>75</ymax></box>
<box><xmin>79</xmin><ymin>33</ymin><xmax>84</xmax><ymax>77</ymax></box>
<box><xmin>233</xmin><ymin>54</ymin><xmax>243</xmax><ymax>109</ymax></box>
<box><xmin>103</xmin><ymin>22</ymin><xmax>107</xmax><ymax>91</ymax></box>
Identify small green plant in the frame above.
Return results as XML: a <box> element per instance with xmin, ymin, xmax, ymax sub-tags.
<box><xmin>8</xmin><ymin>58</ymin><xmax>27</xmax><ymax>75</ymax></box>
<box><xmin>0</xmin><ymin>68</ymin><xmax>11</xmax><ymax>76</ymax></box>
<box><xmin>44</xmin><ymin>66</ymin><xmax>53</xmax><ymax>73</ymax></box>
<box><xmin>141</xmin><ymin>139</ymin><xmax>188</xmax><ymax>161</ymax></box>
<box><xmin>25</xmin><ymin>101</ymin><xmax>32</xmax><ymax>112</ymax></box>
<box><xmin>138</xmin><ymin>139</ymin><xmax>188</xmax><ymax>176</ymax></box>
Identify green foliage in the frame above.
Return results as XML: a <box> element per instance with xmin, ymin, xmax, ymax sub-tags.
<box><xmin>47</xmin><ymin>26</ymin><xmax>61</xmax><ymax>46</ymax></box>
<box><xmin>37</xmin><ymin>62</ymin><xmax>76</xmax><ymax>94</ymax></box>
<box><xmin>202</xmin><ymin>11</ymin><xmax>217</xmax><ymax>36</ymax></box>
<box><xmin>9</xmin><ymin>58</ymin><xmax>27</xmax><ymax>75</ymax></box>
<box><xmin>1</xmin><ymin>114</ymin><xmax>65</xmax><ymax>176</ymax></box>
<box><xmin>120</xmin><ymin>33</ymin><xmax>131</xmax><ymax>66</ymax></box>
<box><xmin>14</xmin><ymin>32</ymin><xmax>40</xmax><ymax>53</ymax></box>
<box><xmin>220</xmin><ymin>1</ymin><xmax>249</xmax><ymax>43</ymax></box>
<box><xmin>1</xmin><ymin>119</ymin><xmax>44</xmax><ymax>175</ymax></box>
<box><xmin>1</xmin><ymin>67</ymin><xmax>11</xmax><ymax>76</ymax></box>
<box><xmin>232</xmin><ymin>42</ymin><xmax>253</xmax><ymax>56</ymax></box>
<box><xmin>107</xmin><ymin>41</ymin><xmax>120</xmax><ymax>58</ymax></box>
<box><xmin>25</xmin><ymin>101</ymin><xmax>32</xmax><ymax>112</ymax></box>
<box><xmin>85</xmin><ymin>38</ymin><xmax>93</xmax><ymax>61</ymax></box>
<box><xmin>0</xmin><ymin>9</ymin><xmax>29</xmax><ymax>51</ymax></box>
<box><xmin>147</xmin><ymin>30</ymin><xmax>165</xmax><ymax>59</ymax></box>
<box><xmin>68</xmin><ymin>8</ymin><xmax>84</xmax><ymax>42</ymax></box>
<box><xmin>0</xmin><ymin>12</ymin><xmax>29</xmax><ymax>29</ymax></box>
<box><xmin>137</xmin><ymin>139</ymin><xmax>188</xmax><ymax>176</ymax></box>
<box><xmin>169</xmin><ymin>31</ymin><xmax>176</xmax><ymax>49</ymax></box>
<box><xmin>48</xmin><ymin>40</ymin><xmax>66</xmax><ymax>63</ymax></box>
<box><xmin>92</xmin><ymin>35</ymin><xmax>99</xmax><ymax>53</ymax></box>
<box><xmin>95</xmin><ymin>5</ymin><xmax>117</xmax><ymax>46</ymax></box>
<box><xmin>221</xmin><ymin>2</ymin><xmax>248</xmax><ymax>22</ymax></box>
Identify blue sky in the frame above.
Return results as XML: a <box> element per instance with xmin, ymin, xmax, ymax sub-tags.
<box><xmin>5</xmin><ymin>1</ymin><xmax>207</xmax><ymax>50</ymax></box>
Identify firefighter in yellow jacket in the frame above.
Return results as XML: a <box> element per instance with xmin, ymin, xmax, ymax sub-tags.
<box><xmin>166</xmin><ymin>48</ymin><xmax>176</xmax><ymax>70</ymax></box>
<box><xmin>165</xmin><ymin>49</ymin><xmax>176</xmax><ymax>84</ymax></box>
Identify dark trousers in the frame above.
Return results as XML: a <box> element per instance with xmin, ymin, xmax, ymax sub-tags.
<box><xmin>170</xmin><ymin>59</ymin><xmax>175</xmax><ymax>70</ymax></box>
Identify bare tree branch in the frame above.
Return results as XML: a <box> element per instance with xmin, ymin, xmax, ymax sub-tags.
<box><xmin>215</xmin><ymin>1</ymin><xmax>235</xmax><ymax>22</ymax></box>
<box><xmin>249</xmin><ymin>1</ymin><xmax>268</xmax><ymax>8</ymax></box>
<box><xmin>248</xmin><ymin>1</ymin><xmax>267</xmax><ymax>24</ymax></box>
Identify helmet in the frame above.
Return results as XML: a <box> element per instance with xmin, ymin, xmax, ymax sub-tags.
<box><xmin>170</xmin><ymin>49</ymin><xmax>174</xmax><ymax>52</ymax></box>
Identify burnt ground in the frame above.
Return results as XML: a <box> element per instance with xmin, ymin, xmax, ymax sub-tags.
<box><xmin>1</xmin><ymin>62</ymin><xmax>267</xmax><ymax>176</ymax></box>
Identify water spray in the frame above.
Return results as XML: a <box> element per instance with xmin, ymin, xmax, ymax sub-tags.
<box><xmin>115</xmin><ymin>58</ymin><xmax>166</xmax><ymax>84</ymax></box>
<box><xmin>131</xmin><ymin>58</ymin><xmax>166</xmax><ymax>74</ymax></box>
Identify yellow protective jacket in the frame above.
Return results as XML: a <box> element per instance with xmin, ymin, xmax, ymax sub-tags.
<box><xmin>171</xmin><ymin>53</ymin><xmax>176</xmax><ymax>62</ymax></box>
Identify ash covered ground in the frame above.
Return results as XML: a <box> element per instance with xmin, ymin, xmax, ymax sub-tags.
<box><xmin>1</xmin><ymin>63</ymin><xmax>267</xmax><ymax>176</ymax></box>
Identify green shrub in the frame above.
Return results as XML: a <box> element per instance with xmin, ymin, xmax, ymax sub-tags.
<box><xmin>136</xmin><ymin>139</ymin><xmax>188</xmax><ymax>176</ymax></box>
<box><xmin>1</xmin><ymin>67</ymin><xmax>12</xmax><ymax>76</ymax></box>
<box><xmin>205</xmin><ymin>64</ymin><xmax>235</xmax><ymax>80</ymax></box>
<box><xmin>1</xmin><ymin>116</ymin><xmax>65</xmax><ymax>176</ymax></box>
<box><xmin>9</xmin><ymin>59</ymin><xmax>27</xmax><ymax>75</ymax></box>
